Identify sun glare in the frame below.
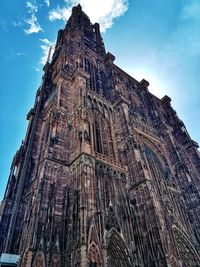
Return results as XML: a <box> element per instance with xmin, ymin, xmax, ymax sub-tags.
<box><xmin>128</xmin><ymin>68</ymin><xmax>167</xmax><ymax>99</ymax></box>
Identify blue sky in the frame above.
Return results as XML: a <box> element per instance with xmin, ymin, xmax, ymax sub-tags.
<box><xmin>0</xmin><ymin>0</ymin><xmax>200</xmax><ymax>201</ymax></box>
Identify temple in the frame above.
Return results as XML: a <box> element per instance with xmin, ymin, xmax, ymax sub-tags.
<box><xmin>0</xmin><ymin>4</ymin><xmax>200</xmax><ymax>267</ymax></box>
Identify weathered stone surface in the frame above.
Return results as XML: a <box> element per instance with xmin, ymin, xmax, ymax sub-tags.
<box><xmin>0</xmin><ymin>4</ymin><xmax>200</xmax><ymax>267</ymax></box>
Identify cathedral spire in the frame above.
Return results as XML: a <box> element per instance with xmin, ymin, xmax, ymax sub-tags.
<box><xmin>1</xmin><ymin>4</ymin><xmax>200</xmax><ymax>267</ymax></box>
<box><xmin>66</xmin><ymin>3</ymin><xmax>90</xmax><ymax>30</ymax></box>
<box><xmin>53</xmin><ymin>3</ymin><xmax>106</xmax><ymax>57</ymax></box>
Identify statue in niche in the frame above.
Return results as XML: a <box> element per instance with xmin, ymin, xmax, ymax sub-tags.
<box><xmin>78</xmin><ymin>130</ymin><xmax>83</xmax><ymax>142</ymax></box>
<box><xmin>50</xmin><ymin>255</ymin><xmax>59</xmax><ymax>267</ymax></box>
<box><xmin>50</xmin><ymin>136</ymin><xmax>58</xmax><ymax>146</ymax></box>
<box><xmin>84</xmin><ymin>130</ymin><xmax>91</xmax><ymax>143</ymax></box>
<box><xmin>34</xmin><ymin>253</ymin><xmax>44</xmax><ymax>267</ymax></box>
<box><xmin>105</xmin><ymin>206</ymin><xmax>120</xmax><ymax>232</ymax></box>
<box><xmin>86</xmin><ymin>97</ymin><xmax>92</xmax><ymax>109</ymax></box>
<box><xmin>83</xmin><ymin>121</ymin><xmax>91</xmax><ymax>144</ymax></box>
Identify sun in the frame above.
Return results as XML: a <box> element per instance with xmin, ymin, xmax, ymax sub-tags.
<box><xmin>127</xmin><ymin>67</ymin><xmax>168</xmax><ymax>98</ymax></box>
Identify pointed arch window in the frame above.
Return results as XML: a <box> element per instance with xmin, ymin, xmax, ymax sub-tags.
<box><xmin>88</xmin><ymin>242</ymin><xmax>101</xmax><ymax>266</ymax></box>
<box><xmin>93</xmin><ymin>120</ymin><xmax>102</xmax><ymax>153</ymax></box>
<box><xmin>173</xmin><ymin>226</ymin><xmax>200</xmax><ymax>266</ymax></box>
<box><xmin>107</xmin><ymin>228</ymin><xmax>131</xmax><ymax>267</ymax></box>
<box><xmin>93</xmin><ymin>118</ymin><xmax>114</xmax><ymax>158</ymax></box>
<box><xmin>144</xmin><ymin>146</ymin><xmax>164</xmax><ymax>181</ymax></box>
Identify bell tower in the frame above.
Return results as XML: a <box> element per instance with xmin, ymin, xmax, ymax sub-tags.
<box><xmin>0</xmin><ymin>4</ymin><xmax>200</xmax><ymax>267</ymax></box>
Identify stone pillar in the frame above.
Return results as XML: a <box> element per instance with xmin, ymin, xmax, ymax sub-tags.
<box><xmin>80</xmin><ymin>244</ymin><xmax>87</xmax><ymax>267</ymax></box>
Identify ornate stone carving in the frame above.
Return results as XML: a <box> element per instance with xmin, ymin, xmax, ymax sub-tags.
<box><xmin>1</xmin><ymin>4</ymin><xmax>200</xmax><ymax>267</ymax></box>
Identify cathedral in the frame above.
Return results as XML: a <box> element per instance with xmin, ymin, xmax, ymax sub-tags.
<box><xmin>1</xmin><ymin>4</ymin><xmax>200</xmax><ymax>267</ymax></box>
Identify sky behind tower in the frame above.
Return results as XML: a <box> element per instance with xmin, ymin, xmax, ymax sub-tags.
<box><xmin>0</xmin><ymin>0</ymin><xmax>200</xmax><ymax>201</ymax></box>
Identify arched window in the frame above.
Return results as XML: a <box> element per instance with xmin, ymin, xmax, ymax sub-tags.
<box><xmin>173</xmin><ymin>226</ymin><xmax>200</xmax><ymax>266</ymax></box>
<box><xmin>107</xmin><ymin>228</ymin><xmax>132</xmax><ymax>267</ymax></box>
<box><xmin>88</xmin><ymin>242</ymin><xmax>101</xmax><ymax>266</ymax></box>
<box><xmin>102</xmin><ymin>126</ymin><xmax>108</xmax><ymax>156</ymax></box>
<box><xmin>144</xmin><ymin>146</ymin><xmax>164</xmax><ymax>181</ymax></box>
<box><xmin>93</xmin><ymin>120</ymin><xmax>102</xmax><ymax>153</ymax></box>
<box><xmin>93</xmin><ymin>118</ymin><xmax>114</xmax><ymax>158</ymax></box>
<box><xmin>45</xmin><ymin>122</ymin><xmax>51</xmax><ymax>143</ymax></box>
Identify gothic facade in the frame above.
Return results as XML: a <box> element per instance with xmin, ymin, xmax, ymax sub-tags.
<box><xmin>0</xmin><ymin>4</ymin><xmax>200</xmax><ymax>267</ymax></box>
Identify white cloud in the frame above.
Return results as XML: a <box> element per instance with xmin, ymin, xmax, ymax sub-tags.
<box><xmin>49</xmin><ymin>6</ymin><xmax>71</xmax><ymax>21</ymax></box>
<box><xmin>24</xmin><ymin>14</ymin><xmax>43</xmax><ymax>35</ymax></box>
<box><xmin>48</xmin><ymin>0</ymin><xmax>128</xmax><ymax>32</ymax></box>
<box><xmin>6</xmin><ymin>49</ymin><xmax>28</xmax><ymax>60</ymax></box>
<box><xmin>26</xmin><ymin>1</ymin><xmax>38</xmax><ymax>13</ymax></box>
<box><xmin>40</xmin><ymin>38</ymin><xmax>55</xmax><ymax>65</ymax></box>
<box><xmin>44</xmin><ymin>0</ymin><xmax>50</xmax><ymax>7</ymax></box>
<box><xmin>24</xmin><ymin>1</ymin><xmax>42</xmax><ymax>35</ymax></box>
<box><xmin>13</xmin><ymin>20</ymin><xmax>22</xmax><ymax>27</ymax></box>
<box><xmin>40</xmin><ymin>38</ymin><xmax>52</xmax><ymax>45</ymax></box>
<box><xmin>33</xmin><ymin>66</ymin><xmax>40</xmax><ymax>72</ymax></box>
<box><xmin>16</xmin><ymin>52</ymin><xmax>28</xmax><ymax>57</ymax></box>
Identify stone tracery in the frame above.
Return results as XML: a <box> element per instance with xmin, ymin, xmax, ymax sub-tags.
<box><xmin>0</xmin><ymin>4</ymin><xmax>200</xmax><ymax>267</ymax></box>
